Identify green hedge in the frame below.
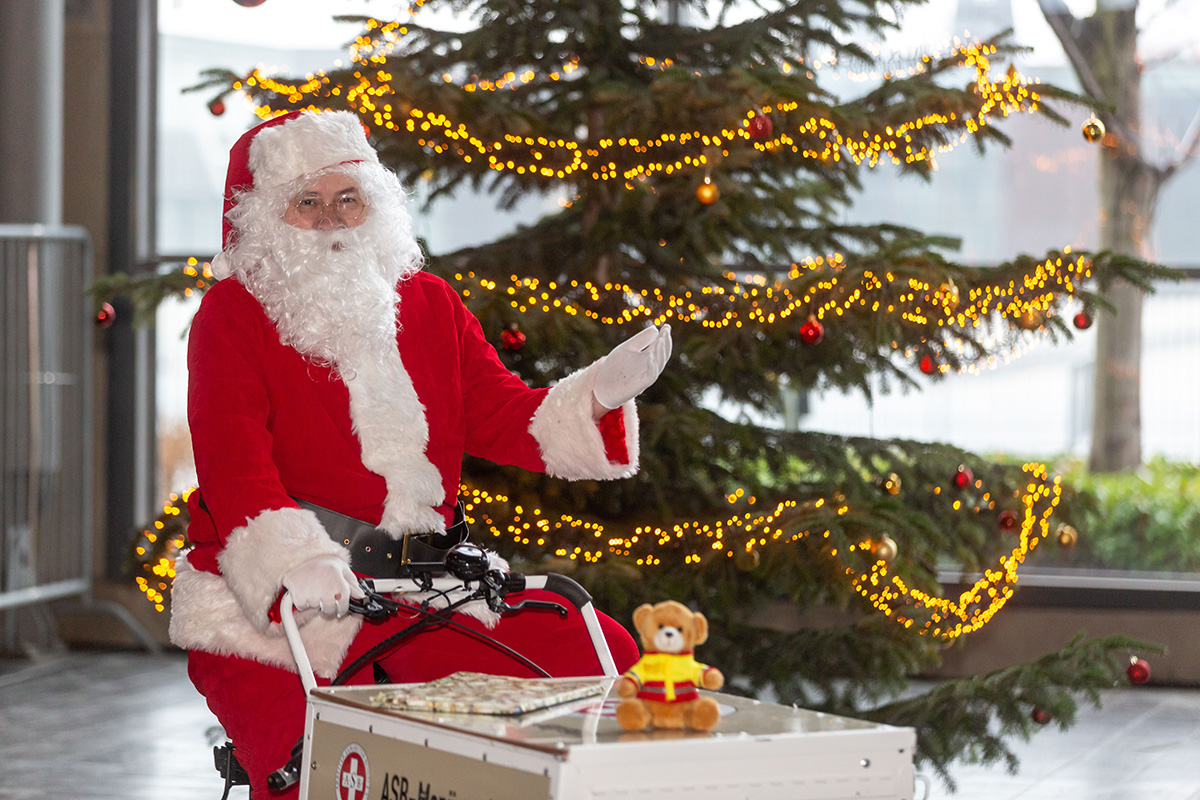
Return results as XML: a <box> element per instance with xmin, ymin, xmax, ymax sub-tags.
<box><xmin>1039</xmin><ymin>458</ymin><xmax>1200</xmax><ymax>572</ymax></box>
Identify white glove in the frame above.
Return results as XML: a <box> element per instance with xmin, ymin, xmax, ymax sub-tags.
<box><xmin>281</xmin><ymin>555</ymin><xmax>364</xmax><ymax>618</ymax></box>
<box><xmin>593</xmin><ymin>324</ymin><xmax>673</xmax><ymax>410</ymax></box>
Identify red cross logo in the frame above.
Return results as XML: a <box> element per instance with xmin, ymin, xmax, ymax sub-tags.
<box><xmin>336</xmin><ymin>744</ymin><xmax>370</xmax><ymax>800</ymax></box>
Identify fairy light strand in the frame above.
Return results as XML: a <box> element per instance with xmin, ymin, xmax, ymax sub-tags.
<box><xmin>448</xmin><ymin>247</ymin><xmax>1092</xmax><ymax>352</ymax></box>
<box><xmin>232</xmin><ymin>41</ymin><xmax>1040</xmax><ymax>183</ymax></box>
<box><xmin>347</xmin><ymin>22</ymin><xmax>1008</xmax><ymax>89</ymax></box>
<box><xmin>172</xmin><ymin>245</ymin><xmax>1091</xmax><ymax>378</ymax></box>
<box><xmin>134</xmin><ymin>466</ymin><xmax>1060</xmax><ymax>642</ymax></box>
<box><xmin>132</xmin><ymin>488</ymin><xmax>192</xmax><ymax>612</ymax></box>
<box><xmin>459</xmin><ymin>464</ymin><xmax>1062</xmax><ymax>642</ymax></box>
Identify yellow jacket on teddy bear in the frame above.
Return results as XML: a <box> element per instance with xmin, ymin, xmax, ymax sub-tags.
<box><xmin>623</xmin><ymin>650</ymin><xmax>719</xmax><ymax>703</ymax></box>
<box><xmin>616</xmin><ymin>600</ymin><xmax>725</xmax><ymax>732</ymax></box>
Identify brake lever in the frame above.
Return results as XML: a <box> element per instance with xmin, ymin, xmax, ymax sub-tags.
<box><xmin>349</xmin><ymin>578</ymin><xmax>401</xmax><ymax>622</ymax></box>
<box><xmin>500</xmin><ymin>598</ymin><xmax>569</xmax><ymax>618</ymax></box>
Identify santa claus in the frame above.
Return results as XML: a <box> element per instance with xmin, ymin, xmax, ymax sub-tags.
<box><xmin>170</xmin><ymin>109</ymin><xmax>670</xmax><ymax>797</ymax></box>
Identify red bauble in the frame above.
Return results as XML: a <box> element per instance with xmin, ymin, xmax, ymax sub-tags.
<box><xmin>1073</xmin><ymin>310</ymin><xmax>1093</xmax><ymax>330</ymax></box>
<box><xmin>998</xmin><ymin>510</ymin><xmax>1018</xmax><ymax>531</ymax></box>
<box><xmin>209</xmin><ymin>100</ymin><xmax>226</xmax><ymax>117</ymax></box>
<box><xmin>746</xmin><ymin>114</ymin><xmax>773</xmax><ymax>140</ymax></box>
<box><xmin>919</xmin><ymin>354</ymin><xmax>937</xmax><ymax>375</ymax></box>
<box><xmin>500</xmin><ymin>324</ymin><xmax>526</xmax><ymax>351</ymax></box>
<box><xmin>952</xmin><ymin>465</ymin><xmax>973</xmax><ymax>490</ymax></box>
<box><xmin>95</xmin><ymin>302</ymin><xmax>116</xmax><ymax>328</ymax></box>
<box><xmin>1031</xmin><ymin>707</ymin><xmax>1051</xmax><ymax>725</ymax></box>
<box><xmin>799</xmin><ymin>315</ymin><xmax>824</xmax><ymax>344</ymax></box>
<box><xmin>1127</xmin><ymin>657</ymin><xmax>1151</xmax><ymax>685</ymax></box>
<box><xmin>232</xmin><ymin>0</ymin><xmax>268</xmax><ymax>6</ymax></box>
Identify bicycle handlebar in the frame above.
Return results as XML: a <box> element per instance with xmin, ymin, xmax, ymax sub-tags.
<box><xmin>281</xmin><ymin>571</ymin><xmax>619</xmax><ymax>696</ymax></box>
<box><xmin>272</xmin><ymin>568</ymin><xmax>617</xmax><ymax>792</ymax></box>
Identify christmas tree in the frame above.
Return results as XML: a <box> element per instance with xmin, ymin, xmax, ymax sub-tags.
<box><xmin>102</xmin><ymin>0</ymin><xmax>1171</xmax><ymax>788</ymax></box>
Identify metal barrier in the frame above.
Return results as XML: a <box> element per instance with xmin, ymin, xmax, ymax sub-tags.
<box><xmin>0</xmin><ymin>225</ymin><xmax>160</xmax><ymax>657</ymax></box>
<box><xmin>1</xmin><ymin>225</ymin><xmax>93</xmax><ymax>620</ymax></box>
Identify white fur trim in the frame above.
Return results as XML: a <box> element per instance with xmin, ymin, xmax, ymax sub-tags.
<box><xmin>529</xmin><ymin>360</ymin><xmax>640</xmax><ymax>480</ymax></box>
<box><xmin>209</xmin><ymin>251</ymin><xmax>233</xmax><ymax>281</ymax></box>
<box><xmin>343</xmin><ymin>347</ymin><xmax>446</xmax><ymax>536</ymax></box>
<box><xmin>249</xmin><ymin>111</ymin><xmax>378</xmax><ymax>191</ymax></box>
<box><xmin>217</xmin><ymin>506</ymin><xmax>350</xmax><ymax>631</ymax></box>
<box><xmin>170</xmin><ymin>552</ymin><xmax>359</xmax><ymax>678</ymax></box>
<box><xmin>396</xmin><ymin>550</ymin><xmax>510</xmax><ymax>629</ymax></box>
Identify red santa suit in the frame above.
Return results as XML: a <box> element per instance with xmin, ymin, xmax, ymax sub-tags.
<box><xmin>169</xmin><ymin>110</ymin><xmax>642</xmax><ymax>798</ymax></box>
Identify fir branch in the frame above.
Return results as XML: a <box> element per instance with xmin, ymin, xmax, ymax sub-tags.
<box><xmin>862</xmin><ymin>634</ymin><xmax>1166</xmax><ymax>790</ymax></box>
<box><xmin>89</xmin><ymin>268</ymin><xmax>209</xmax><ymax>327</ymax></box>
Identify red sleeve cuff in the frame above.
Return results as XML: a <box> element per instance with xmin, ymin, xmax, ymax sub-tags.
<box><xmin>267</xmin><ymin>590</ymin><xmax>283</xmax><ymax>624</ymax></box>
<box><xmin>598</xmin><ymin>407</ymin><xmax>629</xmax><ymax>464</ymax></box>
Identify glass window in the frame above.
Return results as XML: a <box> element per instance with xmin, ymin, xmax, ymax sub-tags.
<box><xmin>806</xmin><ymin>3</ymin><xmax>1200</xmax><ymax>463</ymax></box>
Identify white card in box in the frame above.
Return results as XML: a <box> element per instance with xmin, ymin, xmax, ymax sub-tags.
<box><xmin>299</xmin><ymin>677</ymin><xmax>915</xmax><ymax>800</ymax></box>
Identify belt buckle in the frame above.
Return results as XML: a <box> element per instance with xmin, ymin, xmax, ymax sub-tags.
<box><xmin>399</xmin><ymin>531</ymin><xmax>433</xmax><ymax>565</ymax></box>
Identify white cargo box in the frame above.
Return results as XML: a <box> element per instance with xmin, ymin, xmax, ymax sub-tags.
<box><xmin>299</xmin><ymin>678</ymin><xmax>915</xmax><ymax>800</ymax></box>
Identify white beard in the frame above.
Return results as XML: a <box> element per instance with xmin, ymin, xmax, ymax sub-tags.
<box><xmin>224</xmin><ymin>162</ymin><xmax>425</xmax><ymax>372</ymax></box>
<box><xmin>238</xmin><ymin>219</ymin><xmax>415</xmax><ymax>371</ymax></box>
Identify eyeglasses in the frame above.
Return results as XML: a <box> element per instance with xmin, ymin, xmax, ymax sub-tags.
<box><xmin>290</xmin><ymin>193</ymin><xmax>368</xmax><ymax>224</ymax></box>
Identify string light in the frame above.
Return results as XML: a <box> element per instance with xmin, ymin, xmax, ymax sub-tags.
<box><xmin>132</xmin><ymin>488</ymin><xmax>192</xmax><ymax>612</ymax></box>
<box><xmin>180</xmin><ymin>257</ymin><xmax>213</xmax><ymax>297</ymax></box>
<box><xmin>786</xmin><ymin>35</ymin><xmax>996</xmax><ymax>84</ymax></box>
<box><xmin>231</xmin><ymin>41</ymin><xmax>1041</xmax><ymax>184</ymax></box>
<box><xmin>347</xmin><ymin>23</ymin><xmax>1003</xmax><ymax>89</ymax></box>
<box><xmin>739</xmin><ymin>42</ymin><xmax>1042</xmax><ymax>170</ymax></box>
<box><xmin>343</xmin><ymin>16</ymin><xmax>947</xmax><ymax>83</ymax></box>
<box><xmin>167</xmin><ymin>245</ymin><xmax>1091</xmax><ymax>377</ymax></box>
<box><xmin>444</xmin><ymin>247</ymin><xmax>1093</xmax><ymax>350</ymax></box>
<box><xmin>863</xmin><ymin>463</ymin><xmax>1064</xmax><ymax>640</ymax></box>
<box><xmin>133</xmin><ymin>467</ymin><xmax>1061</xmax><ymax>642</ymax></box>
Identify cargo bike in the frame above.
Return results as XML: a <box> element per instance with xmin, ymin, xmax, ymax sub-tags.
<box><xmin>215</xmin><ymin>540</ymin><xmax>917</xmax><ymax>800</ymax></box>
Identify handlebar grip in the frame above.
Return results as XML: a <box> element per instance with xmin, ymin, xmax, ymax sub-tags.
<box><xmin>537</xmin><ymin>574</ymin><xmax>617</xmax><ymax>677</ymax></box>
<box><xmin>542</xmin><ymin>573</ymin><xmax>592</xmax><ymax>609</ymax></box>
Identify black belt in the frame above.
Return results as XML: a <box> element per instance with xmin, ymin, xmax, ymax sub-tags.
<box><xmin>194</xmin><ymin>491</ymin><xmax>469</xmax><ymax>579</ymax></box>
<box><xmin>293</xmin><ymin>498</ymin><xmax>470</xmax><ymax>579</ymax></box>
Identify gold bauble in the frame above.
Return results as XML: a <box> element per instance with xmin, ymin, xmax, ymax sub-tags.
<box><xmin>1056</xmin><ymin>523</ymin><xmax>1078</xmax><ymax>548</ymax></box>
<box><xmin>882</xmin><ymin>473</ymin><xmax>902</xmax><ymax>495</ymax></box>
<box><xmin>1082</xmin><ymin>114</ymin><xmax>1105</xmax><ymax>144</ymax></box>
<box><xmin>937</xmin><ymin>280</ymin><xmax>960</xmax><ymax>312</ymax></box>
<box><xmin>735</xmin><ymin>547</ymin><xmax>761</xmax><ymax>572</ymax></box>
<box><xmin>1016</xmin><ymin>308</ymin><xmax>1045</xmax><ymax>330</ymax></box>
<box><xmin>695</xmin><ymin>178</ymin><xmax>719</xmax><ymax>205</ymax></box>
<box><xmin>874</xmin><ymin>533</ymin><xmax>898</xmax><ymax>563</ymax></box>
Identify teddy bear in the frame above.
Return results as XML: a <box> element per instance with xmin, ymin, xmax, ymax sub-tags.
<box><xmin>615</xmin><ymin>600</ymin><xmax>725</xmax><ymax>732</ymax></box>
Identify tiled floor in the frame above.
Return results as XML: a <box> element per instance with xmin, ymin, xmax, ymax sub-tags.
<box><xmin>0</xmin><ymin>651</ymin><xmax>1197</xmax><ymax>799</ymax></box>
<box><xmin>0</xmin><ymin>653</ymin><xmax>218</xmax><ymax>800</ymax></box>
<box><xmin>922</xmin><ymin>686</ymin><xmax>1200</xmax><ymax>799</ymax></box>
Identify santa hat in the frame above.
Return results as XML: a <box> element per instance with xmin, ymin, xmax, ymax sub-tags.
<box><xmin>213</xmin><ymin>110</ymin><xmax>378</xmax><ymax>275</ymax></box>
